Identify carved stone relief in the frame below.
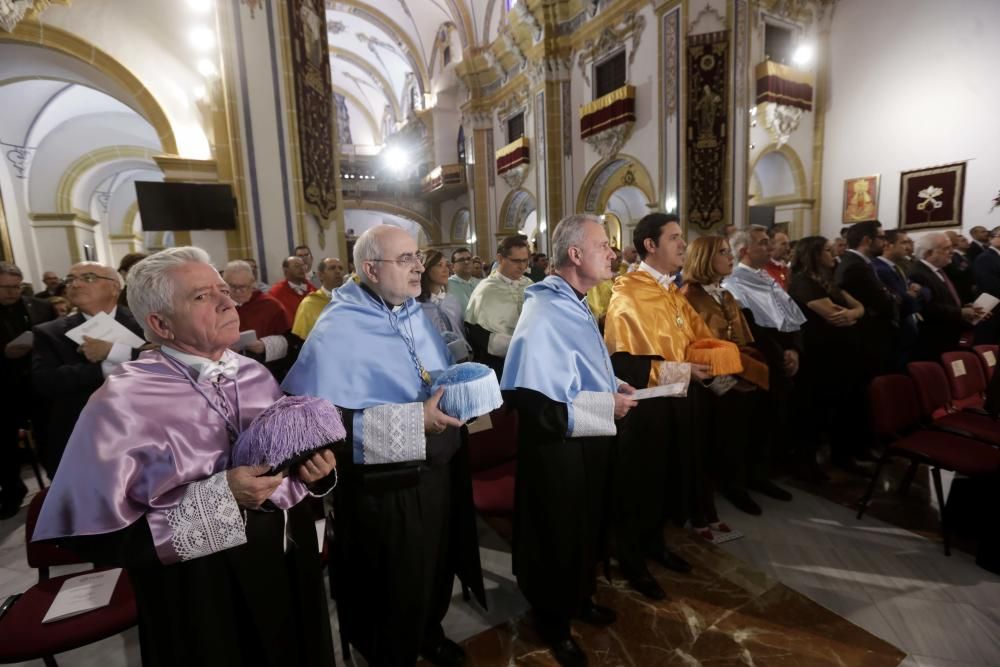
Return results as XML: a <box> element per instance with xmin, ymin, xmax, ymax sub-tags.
<box><xmin>576</xmin><ymin>12</ymin><xmax>646</xmax><ymax>87</ymax></box>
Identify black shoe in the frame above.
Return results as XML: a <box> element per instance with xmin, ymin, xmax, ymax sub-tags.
<box><xmin>627</xmin><ymin>573</ymin><xmax>666</xmax><ymax>600</ymax></box>
<box><xmin>723</xmin><ymin>489</ymin><xmax>763</xmax><ymax>515</ymax></box>
<box><xmin>749</xmin><ymin>480</ymin><xmax>793</xmax><ymax>502</ymax></box>
<box><xmin>649</xmin><ymin>549</ymin><xmax>692</xmax><ymax>574</ymax></box>
<box><xmin>576</xmin><ymin>601</ymin><xmax>616</xmax><ymax>626</ymax></box>
<box><xmin>421</xmin><ymin>637</ymin><xmax>466</xmax><ymax>667</ymax></box>
<box><xmin>548</xmin><ymin>637</ymin><xmax>587</xmax><ymax>667</ymax></box>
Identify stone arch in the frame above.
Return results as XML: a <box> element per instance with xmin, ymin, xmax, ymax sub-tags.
<box><xmin>748</xmin><ymin>143</ymin><xmax>812</xmax><ymax>237</ymax></box>
<box><xmin>0</xmin><ymin>23</ymin><xmax>178</xmax><ymax>155</ymax></box>
<box><xmin>56</xmin><ymin>146</ymin><xmax>161</xmax><ymax>215</ymax></box>
<box><xmin>576</xmin><ymin>155</ymin><xmax>656</xmax><ymax>215</ymax></box>
<box><xmin>344</xmin><ymin>200</ymin><xmax>440</xmax><ymax>243</ymax></box>
<box><xmin>498</xmin><ymin>189</ymin><xmax>537</xmax><ymax>233</ymax></box>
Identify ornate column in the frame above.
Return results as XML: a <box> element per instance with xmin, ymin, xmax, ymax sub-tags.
<box><xmin>465</xmin><ymin>111</ymin><xmax>495</xmax><ymax>258</ymax></box>
<box><xmin>527</xmin><ymin>54</ymin><xmax>573</xmax><ymax>249</ymax></box>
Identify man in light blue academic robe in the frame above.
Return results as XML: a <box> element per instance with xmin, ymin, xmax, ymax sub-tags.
<box><xmin>501</xmin><ymin>215</ymin><xmax>637</xmax><ymax>667</ymax></box>
<box><xmin>282</xmin><ymin>225</ymin><xmax>484</xmax><ymax>667</ymax></box>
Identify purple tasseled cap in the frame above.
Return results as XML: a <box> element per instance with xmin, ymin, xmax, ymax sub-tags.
<box><xmin>231</xmin><ymin>395</ymin><xmax>346</xmax><ymax>468</ymax></box>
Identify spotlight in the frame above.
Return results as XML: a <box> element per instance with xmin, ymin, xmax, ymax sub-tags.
<box><xmin>196</xmin><ymin>59</ymin><xmax>218</xmax><ymax>77</ymax></box>
<box><xmin>189</xmin><ymin>26</ymin><xmax>216</xmax><ymax>51</ymax></box>
<box><xmin>382</xmin><ymin>145</ymin><xmax>408</xmax><ymax>173</ymax></box>
<box><xmin>792</xmin><ymin>44</ymin><xmax>814</xmax><ymax>67</ymax></box>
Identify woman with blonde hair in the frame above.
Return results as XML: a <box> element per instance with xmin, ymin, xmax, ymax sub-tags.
<box><xmin>682</xmin><ymin>234</ymin><xmax>789</xmax><ymax>519</ymax></box>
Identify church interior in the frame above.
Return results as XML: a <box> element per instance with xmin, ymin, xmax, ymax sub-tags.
<box><xmin>1</xmin><ymin>0</ymin><xmax>999</xmax><ymax>665</ymax></box>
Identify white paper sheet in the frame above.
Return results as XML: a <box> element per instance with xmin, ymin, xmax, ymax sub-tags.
<box><xmin>64</xmin><ymin>312</ymin><xmax>144</xmax><ymax>348</ymax></box>
<box><xmin>631</xmin><ymin>382</ymin><xmax>688</xmax><ymax>400</ymax></box>
<box><xmin>5</xmin><ymin>330</ymin><xmax>32</xmax><ymax>349</ymax></box>
<box><xmin>972</xmin><ymin>293</ymin><xmax>1000</xmax><ymax>324</ymax></box>
<box><xmin>229</xmin><ymin>329</ymin><xmax>258</xmax><ymax>352</ymax></box>
<box><xmin>42</xmin><ymin>568</ymin><xmax>121</xmax><ymax>623</ymax></box>
<box><xmin>314</xmin><ymin>518</ymin><xmax>326</xmax><ymax>554</ymax></box>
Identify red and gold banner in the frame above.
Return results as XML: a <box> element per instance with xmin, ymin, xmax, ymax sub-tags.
<box><xmin>755</xmin><ymin>61</ymin><xmax>813</xmax><ymax>111</ymax></box>
<box><xmin>579</xmin><ymin>85</ymin><xmax>636</xmax><ymax>139</ymax></box>
<box><xmin>287</xmin><ymin>0</ymin><xmax>337</xmax><ymax>222</ymax></box>
<box><xmin>495</xmin><ymin>137</ymin><xmax>530</xmax><ymax>175</ymax></box>
<box><xmin>686</xmin><ymin>31</ymin><xmax>728</xmax><ymax>231</ymax></box>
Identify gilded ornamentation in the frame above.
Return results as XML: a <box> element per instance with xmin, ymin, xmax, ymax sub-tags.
<box><xmin>583</xmin><ymin>123</ymin><xmax>633</xmax><ymax>161</ymax></box>
<box><xmin>500</xmin><ymin>163</ymin><xmax>530</xmax><ymax>190</ymax></box>
<box><xmin>664</xmin><ymin>9</ymin><xmax>679</xmax><ymax>118</ymax></box>
<box><xmin>688</xmin><ymin>3</ymin><xmax>726</xmax><ymax>35</ymax></box>
<box><xmin>502</xmin><ymin>31</ymin><xmax>527</xmax><ymax>71</ymax></box>
<box><xmin>0</xmin><ymin>0</ymin><xmax>49</xmax><ymax>32</ymax></box>
<box><xmin>576</xmin><ymin>12</ymin><xmax>646</xmax><ymax>87</ymax></box>
<box><xmin>288</xmin><ymin>0</ymin><xmax>339</xmax><ymax>225</ymax></box>
<box><xmin>511</xmin><ymin>2</ymin><xmax>543</xmax><ymax>43</ymax></box>
<box><xmin>761</xmin><ymin>102</ymin><xmax>803</xmax><ymax>146</ymax></box>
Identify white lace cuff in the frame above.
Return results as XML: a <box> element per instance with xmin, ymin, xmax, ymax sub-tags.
<box><xmin>487</xmin><ymin>332</ymin><xmax>512</xmax><ymax>357</ymax></box>
<box><xmin>261</xmin><ymin>334</ymin><xmax>288</xmax><ymax>362</ymax></box>
<box><xmin>152</xmin><ymin>471</ymin><xmax>247</xmax><ymax>565</ymax></box>
<box><xmin>357</xmin><ymin>402</ymin><xmax>426</xmax><ymax>464</ymax></box>
<box><xmin>568</xmin><ymin>391</ymin><xmax>616</xmax><ymax>438</ymax></box>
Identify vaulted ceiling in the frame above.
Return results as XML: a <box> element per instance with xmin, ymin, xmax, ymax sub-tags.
<box><xmin>325</xmin><ymin>0</ymin><xmax>508</xmax><ymax>148</ymax></box>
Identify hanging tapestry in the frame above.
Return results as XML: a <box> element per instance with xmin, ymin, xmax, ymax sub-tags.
<box><xmin>686</xmin><ymin>30</ymin><xmax>728</xmax><ymax>231</ymax></box>
<box><xmin>899</xmin><ymin>162</ymin><xmax>966</xmax><ymax>230</ymax></box>
<box><xmin>288</xmin><ymin>0</ymin><xmax>338</xmax><ymax>223</ymax></box>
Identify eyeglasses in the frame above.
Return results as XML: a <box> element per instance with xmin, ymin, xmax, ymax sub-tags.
<box><xmin>371</xmin><ymin>252</ymin><xmax>425</xmax><ymax>267</ymax></box>
<box><xmin>452</xmin><ymin>257</ymin><xmax>471</xmax><ymax>264</ymax></box>
<box><xmin>227</xmin><ymin>283</ymin><xmax>254</xmax><ymax>292</ymax></box>
<box><xmin>64</xmin><ymin>273</ymin><xmax>117</xmax><ymax>285</ymax></box>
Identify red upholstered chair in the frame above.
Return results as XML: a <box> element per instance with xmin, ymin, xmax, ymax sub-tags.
<box><xmin>858</xmin><ymin>375</ymin><xmax>1000</xmax><ymax>556</ymax></box>
<box><xmin>0</xmin><ymin>490</ymin><xmax>137</xmax><ymax>666</ymax></box>
<box><xmin>941</xmin><ymin>351</ymin><xmax>988</xmax><ymax>411</ymax></box>
<box><xmin>973</xmin><ymin>344</ymin><xmax>998</xmax><ymax>380</ymax></box>
<box><xmin>467</xmin><ymin>406</ymin><xmax>519</xmax><ymax>517</ymax></box>
<box><xmin>907</xmin><ymin>362</ymin><xmax>1000</xmax><ymax>447</ymax></box>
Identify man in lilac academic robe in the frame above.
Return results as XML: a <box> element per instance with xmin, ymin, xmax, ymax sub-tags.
<box><xmin>33</xmin><ymin>248</ymin><xmax>336</xmax><ymax>667</ymax></box>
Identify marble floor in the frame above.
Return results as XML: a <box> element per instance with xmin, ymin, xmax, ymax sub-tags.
<box><xmin>2</xmin><ymin>469</ymin><xmax>999</xmax><ymax>666</ymax></box>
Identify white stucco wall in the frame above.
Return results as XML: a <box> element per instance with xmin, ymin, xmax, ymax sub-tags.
<box><xmin>820</xmin><ymin>0</ymin><xmax>1000</xmax><ymax>239</ymax></box>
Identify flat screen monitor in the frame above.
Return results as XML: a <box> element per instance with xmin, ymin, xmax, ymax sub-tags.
<box><xmin>748</xmin><ymin>205</ymin><xmax>775</xmax><ymax>229</ymax></box>
<box><xmin>134</xmin><ymin>181</ymin><xmax>237</xmax><ymax>231</ymax></box>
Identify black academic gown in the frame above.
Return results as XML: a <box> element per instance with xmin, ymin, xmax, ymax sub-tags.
<box><xmin>67</xmin><ymin>501</ymin><xmax>335</xmax><ymax>667</ymax></box>
<box><xmin>609</xmin><ymin>354</ymin><xmax>713</xmax><ymax>576</ymax></box>
<box><xmin>506</xmin><ymin>388</ymin><xmax>612</xmax><ymax>636</ymax></box>
<box><xmin>329</xmin><ymin>414</ymin><xmax>485</xmax><ymax>667</ymax></box>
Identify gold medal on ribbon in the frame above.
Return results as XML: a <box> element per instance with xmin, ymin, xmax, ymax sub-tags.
<box><xmin>421</xmin><ymin>369</ymin><xmax>432</xmax><ymax>385</ymax></box>
<box><xmin>676</xmin><ymin>316</ymin><xmax>684</xmax><ymax>328</ymax></box>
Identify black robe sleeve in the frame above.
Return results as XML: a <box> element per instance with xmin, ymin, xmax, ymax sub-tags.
<box><xmin>610</xmin><ymin>352</ymin><xmax>655</xmax><ymax>390</ymax></box>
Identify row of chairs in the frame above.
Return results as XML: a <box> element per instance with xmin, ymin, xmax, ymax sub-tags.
<box><xmin>859</xmin><ymin>346</ymin><xmax>1000</xmax><ymax>556</ymax></box>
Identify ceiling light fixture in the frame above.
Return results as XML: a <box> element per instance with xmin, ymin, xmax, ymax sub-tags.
<box><xmin>792</xmin><ymin>44</ymin><xmax>814</xmax><ymax>67</ymax></box>
<box><xmin>196</xmin><ymin>59</ymin><xmax>218</xmax><ymax>77</ymax></box>
<box><xmin>189</xmin><ymin>26</ymin><xmax>216</xmax><ymax>51</ymax></box>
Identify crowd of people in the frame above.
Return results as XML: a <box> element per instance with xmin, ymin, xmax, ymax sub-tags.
<box><xmin>0</xmin><ymin>212</ymin><xmax>998</xmax><ymax>666</ymax></box>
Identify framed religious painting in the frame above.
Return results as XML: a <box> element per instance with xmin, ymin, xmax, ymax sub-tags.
<box><xmin>842</xmin><ymin>175</ymin><xmax>880</xmax><ymax>223</ymax></box>
<box><xmin>898</xmin><ymin>161</ymin><xmax>966</xmax><ymax>230</ymax></box>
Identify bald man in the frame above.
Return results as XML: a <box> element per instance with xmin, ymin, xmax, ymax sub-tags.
<box><xmin>34</xmin><ymin>271</ymin><xmax>64</xmax><ymax>299</ymax></box>
<box><xmin>292</xmin><ymin>257</ymin><xmax>345</xmax><ymax>340</ymax></box>
<box><xmin>32</xmin><ymin>261</ymin><xmax>144</xmax><ymax>475</ymax></box>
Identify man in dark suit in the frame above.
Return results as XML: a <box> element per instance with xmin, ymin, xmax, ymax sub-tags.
<box><xmin>968</xmin><ymin>226</ymin><xmax>990</xmax><ymax>264</ymax></box>
<box><xmin>33</xmin><ymin>271</ymin><xmax>65</xmax><ymax>299</ymax></box>
<box><xmin>1</xmin><ymin>262</ymin><xmax>57</xmax><ymax>518</ymax></box>
<box><xmin>945</xmin><ymin>231</ymin><xmax>977</xmax><ymax>304</ymax></box>
<box><xmin>972</xmin><ymin>226</ymin><xmax>1000</xmax><ymax>344</ymax></box>
<box><xmin>32</xmin><ymin>261</ymin><xmax>144</xmax><ymax>476</ymax></box>
<box><xmin>874</xmin><ymin>230</ymin><xmax>924</xmax><ymax>371</ymax></box>
<box><xmin>835</xmin><ymin>221</ymin><xmax>898</xmax><ymax>374</ymax></box>
<box><xmin>909</xmin><ymin>233</ymin><xmax>984</xmax><ymax>361</ymax></box>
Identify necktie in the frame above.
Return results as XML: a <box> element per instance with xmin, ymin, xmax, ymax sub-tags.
<box><xmin>937</xmin><ymin>270</ymin><xmax>962</xmax><ymax>306</ymax></box>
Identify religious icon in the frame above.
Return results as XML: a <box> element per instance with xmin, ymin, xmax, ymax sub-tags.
<box><xmin>899</xmin><ymin>162</ymin><xmax>966</xmax><ymax>230</ymax></box>
<box><xmin>841</xmin><ymin>175</ymin><xmax>880</xmax><ymax>223</ymax></box>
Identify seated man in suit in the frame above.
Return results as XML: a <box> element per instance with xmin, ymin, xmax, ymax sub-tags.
<box><xmin>972</xmin><ymin>226</ymin><xmax>1000</xmax><ymax>344</ymax></box>
<box><xmin>835</xmin><ymin>221</ymin><xmax>898</xmax><ymax>374</ymax></box>
<box><xmin>32</xmin><ymin>261</ymin><xmax>144</xmax><ymax>476</ymax></box>
<box><xmin>909</xmin><ymin>233</ymin><xmax>985</xmax><ymax>361</ymax></box>
<box><xmin>874</xmin><ymin>230</ymin><xmax>924</xmax><ymax>370</ymax></box>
